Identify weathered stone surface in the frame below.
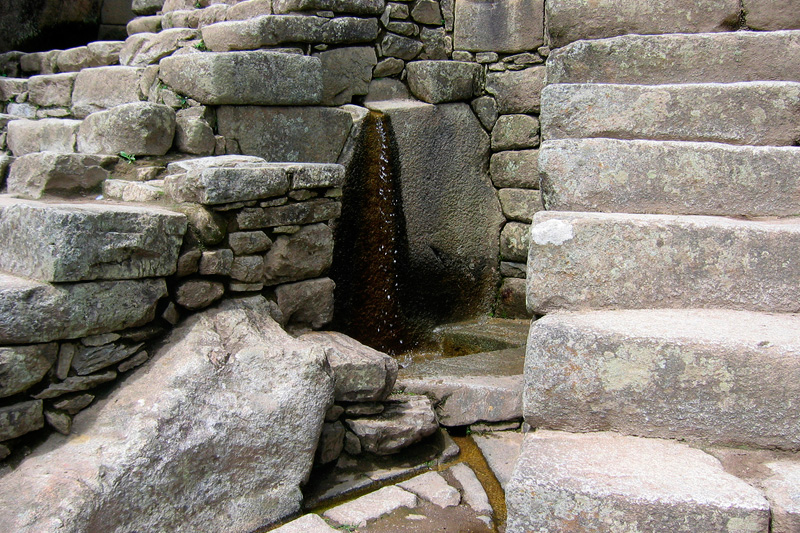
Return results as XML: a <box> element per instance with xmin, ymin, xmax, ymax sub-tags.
<box><xmin>7</xmin><ymin>119</ymin><xmax>81</xmax><ymax>156</ymax></box>
<box><xmin>500</xmin><ymin>221</ymin><xmax>529</xmax><ymax>262</ymax></box>
<box><xmin>54</xmin><ymin>394</ymin><xmax>95</xmax><ymax>415</ymax></box>
<box><xmin>7</xmin><ymin>152</ymin><xmax>117</xmax><ymax>199</ymax></box>
<box><xmin>160</xmin><ymin>51</ymin><xmax>322</xmax><ymax>105</ymax></box>
<box><xmin>406</xmin><ymin>60</ymin><xmax>481</xmax><ymax>103</ymax></box>
<box><xmin>166</xmin><ymin>164</ymin><xmax>289</xmax><ymax>205</ymax></box>
<box><xmin>545</xmin><ymin>0</ymin><xmax>741</xmax><ymax>48</ymax></box>
<box><xmin>175</xmin><ymin>115</ymin><xmax>215</xmax><ymax>155</ymax></box>
<box><xmin>315</xmin><ymin>47</ymin><xmax>376</xmax><ymax>106</ymax></box>
<box><xmin>227</xmin><ymin>0</ymin><xmax>273</xmax><ymax>20</ymax></box>
<box><xmin>103</xmin><ymin>179</ymin><xmax>165</xmax><ymax>202</ymax></box>
<box><xmin>175</xmin><ymin>203</ymin><xmax>226</xmax><ymax>245</ymax></box>
<box><xmin>202</xmin><ymin>15</ymin><xmax>379</xmax><ymax>51</ymax></box>
<box><xmin>0</xmin><ymin>274</ymin><xmax>167</xmax><ymax>344</ymax></box>
<box><xmin>498</xmin><ymin>188</ymin><xmax>542</xmax><ymax>223</ymax></box>
<box><xmin>71</xmin><ymin>342</ymin><xmax>143</xmax><ymax>376</ymax></box>
<box><xmin>399</xmin><ymin>471</ymin><xmax>461</xmax><ymax>508</ymax></box>
<box><xmin>528</xmin><ymin>211</ymin><xmax>800</xmax><ymax>313</ymax></box>
<box><xmin>473</xmin><ymin>431</ymin><xmax>523</xmax><ymax>490</ymax></box>
<box><xmin>133</xmin><ymin>0</ymin><xmax>165</xmax><ymax>16</ymax></box>
<box><xmin>525</xmin><ymin>310</ymin><xmax>800</xmax><ymax>449</ymax></box>
<box><xmin>486</xmin><ymin>67</ymin><xmax>545</xmax><ymax>114</ymax></box>
<box><xmin>273</xmin><ymin>513</ymin><xmax>339</xmax><ymax>532</ymax></box>
<box><xmin>44</xmin><ymin>409</ymin><xmax>72</xmax><ymax>435</ymax></box>
<box><xmin>373</xmin><ymin>57</ymin><xmax>405</xmax><ymax>77</ymax></box>
<box><xmin>229</xmin><ymin>255</ymin><xmax>265</xmax><ymax>283</ymax></box>
<box><xmin>317</xmin><ymin>421</ymin><xmax>346</xmax><ymax>464</ymax></box>
<box><xmin>237</xmin><ymin>199</ymin><xmax>341</xmax><ymax>229</ymax></box>
<box><xmin>78</xmin><ymin>102</ymin><xmax>176</xmax><ymax>156</ymax></box>
<box><xmin>301</xmin><ymin>331</ymin><xmax>398</xmax><ymax>401</ymax></box>
<box><xmin>274</xmin><ymin>277</ymin><xmax>335</xmax><ymax>329</ymax></box>
<box><xmin>275</xmin><ymin>0</ymin><xmax>384</xmax><ymax>14</ymax></box>
<box><xmin>0</xmin><ymin>297</ymin><xmax>334</xmax><ymax>532</ymax></box>
<box><xmin>380</xmin><ymin>32</ymin><xmax>423</xmax><ymax>59</ymax></box>
<box><xmin>761</xmin><ymin>460</ymin><xmax>800</xmax><ymax>532</ymax></box>
<box><xmin>27</xmin><ymin>73</ymin><xmax>78</xmax><ymax>108</ymax></box>
<box><xmin>490</xmin><ymin>149</ymin><xmax>539</xmax><ymax>189</ymax></box>
<box><xmin>33</xmin><ymin>371</ymin><xmax>117</xmax><ymax>400</ymax></box>
<box><xmin>0</xmin><ymin>400</ymin><xmax>43</xmax><ymax>441</ymax></box>
<box><xmin>229</xmin><ymin>231</ymin><xmax>271</xmax><ymax>255</ymax></box>
<box><xmin>167</xmin><ymin>154</ymin><xmax>266</xmax><ymax>174</ymax></box>
<box><xmin>0</xmin><ymin>198</ymin><xmax>186</xmax><ymax>283</ymax></box>
<box><xmin>218</xmin><ymin>106</ymin><xmax>352</xmax><ymax>163</ymax></box>
<box><xmin>0</xmin><ymin>344</ymin><xmax>57</xmax><ymax>397</ymax></box>
<box><xmin>421</xmin><ymin>28</ymin><xmax>452</xmax><ymax>60</ymax></box>
<box><xmin>263</xmin><ymin>223</ymin><xmax>334</xmax><ymax>285</ymax></box>
<box><xmin>175</xmin><ymin>279</ymin><xmax>226</xmax><ymax>310</ymax></box>
<box><xmin>197</xmin><ymin>250</ymin><xmax>232</xmax><ymax>277</ymax></box>
<box><xmin>127</xmin><ymin>15</ymin><xmax>163</xmax><ymax>34</ymax></box>
<box><xmin>345</xmin><ymin>394</ymin><xmax>437</xmax><ymax>454</ymax></box>
<box><xmin>471</xmin><ymin>95</ymin><xmax>498</xmax><ymax>131</ymax></box>
<box><xmin>72</xmin><ymin>66</ymin><xmax>146</xmax><ymax>119</ymax></box>
<box><xmin>454</xmin><ymin>0</ymin><xmax>543</xmax><ymax>52</ymax></box>
<box><xmin>540</xmin><ymin>138</ymin><xmax>800</xmax><ymax>216</ymax></box>
<box><xmin>286</xmin><ymin>163</ymin><xmax>345</xmax><ymax>189</ymax></box>
<box><xmin>496</xmin><ymin>277</ymin><xmax>528</xmax><ymax>319</ymax></box>
<box><xmin>119</xmin><ymin>28</ymin><xmax>199</xmax><ymax>66</ymax></box>
<box><xmin>411</xmin><ymin>0</ymin><xmax>442</xmax><ymax>24</ymax></box>
<box><xmin>744</xmin><ymin>0</ymin><xmax>800</xmax><ymax>30</ymax></box>
<box><xmin>491</xmin><ymin>114</ymin><xmax>539</xmax><ymax>151</ymax></box>
<box><xmin>548</xmin><ymin>31</ymin><xmax>800</xmax><ymax>86</ymax></box>
<box><xmin>398</xmin><ymin>347</ymin><xmax>523</xmax><ymax>426</ymax></box>
<box><xmin>449</xmin><ymin>463</ymin><xmax>492</xmax><ymax>516</ymax></box>
<box><xmin>324</xmin><ymin>486</ymin><xmax>417</xmax><ymax>527</ymax></box>
<box><xmin>542</xmin><ymin>82</ymin><xmax>800</xmax><ymax>146</ymax></box>
<box><xmin>507</xmin><ymin>431</ymin><xmax>770</xmax><ymax>532</ymax></box>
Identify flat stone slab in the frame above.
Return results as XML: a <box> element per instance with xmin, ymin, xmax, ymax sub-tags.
<box><xmin>7</xmin><ymin>152</ymin><xmax>117</xmax><ymax>199</ymax></box>
<box><xmin>397</xmin><ymin>347</ymin><xmax>524</xmax><ymax>426</ymax></box>
<box><xmin>406</xmin><ymin>60</ymin><xmax>482</xmax><ymax>104</ymax></box>
<box><xmin>0</xmin><ymin>198</ymin><xmax>187</xmax><ymax>282</ymax></box>
<box><xmin>7</xmin><ymin>118</ymin><xmax>81</xmax><ymax>157</ymax></box>
<box><xmin>274</xmin><ymin>0</ymin><xmax>384</xmax><ymax>15</ymax></box>
<box><xmin>323</xmin><ymin>485</ymin><xmax>417</xmax><ymax>527</ymax></box>
<box><xmin>545</xmin><ymin>0</ymin><xmax>741</xmax><ymax>48</ymax></box>
<box><xmin>432</xmin><ymin>317</ymin><xmax>530</xmax><ymax>357</ymax></box>
<box><xmin>272</xmin><ymin>513</ymin><xmax>338</xmax><ymax>532</ymax></box>
<box><xmin>344</xmin><ymin>394</ymin><xmax>438</xmax><ymax>455</ymax></box>
<box><xmin>506</xmin><ymin>431</ymin><xmax>770</xmax><ymax>532</ymax></box>
<box><xmin>527</xmin><ymin>211</ymin><xmax>800</xmax><ymax>313</ymax></box>
<box><xmin>398</xmin><ymin>471</ymin><xmax>461</xmax><ymax>508</ymax></box>
<box><xmin>159</xmin><ymin>51</ymin><xmax>322</xmax><ymax>106</ymax></box>
<box><xmin>453</xmin><ymin>0</ymin><xmax>543</xmax><ymax>53</ymax></box>
<box><xmin>541</xmin><ymin>82</ymin><xmax>800</xmax><ymax>146</ymax></box>
<box><xmin>548</xmin><ymin>30</ymin><xmax>800</xmax><ymax>85</ymax></box>
<box><xmin>539</xmin><ymin>139</ymin><xmax>800</xmax><ymax>216</ymax></box>
<box><xmin>743</xmin><ymin>0</ymin><xmax>800</xmax><ymax>30</ymax></box>
<box><xmin>525</xmin><ymin>310</ymin><xmax>800</xmax><ymax>450</ymax></box>
<box><xmin>472</xmin><ymin>431</ymin><xmax>524</xmax><ymax>490</ymax></box>
<box><xmin>77</xmin><ymin>102</ymin><xmax>176</xmax><ymax>156</ymax></box>
<box><xmin>0</xmin><ymin>273</ymin><xmax>167</xmax><ymax>344</ymax></box>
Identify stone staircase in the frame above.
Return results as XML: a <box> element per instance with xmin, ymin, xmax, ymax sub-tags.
<box><xmin>507</xmin><ymin>24</ymin><xmax>800</xmax><ymax>533</ymax></box>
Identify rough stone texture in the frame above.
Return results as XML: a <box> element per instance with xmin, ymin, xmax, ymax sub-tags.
<box><xmin>287</xmin><ymin>163</ymin><xmax>346</xmax><ymax>189</ymax></box>
<box><xmin>166</xmin><ymin>164</ymin><xmax>289</xmax><ymax>205</ymax></box>
<box><xmin>229</xmin><ymin>231</ymin><xmax>272</xmax><ymax>255</ymax></box>
<box><xmin>316</xmin><ymin>421</ymin><xmax>345</xmax><ymax>464</ymax></box>
<box><xmin>202</xmin><ymin>15</ymin><xmax>379</xmax><ymax>51</ymax></box>
<box><xmin>744</xmin><ymin>0</ymin><xmax>800</xmax><ymax>30</ymax></box>
<box><xmin>545</xmin><ymin>0</ymin><xmax>742</xmax><ymax>48</ymax></box>
<box><xmin>411</xmin><ymin>0</ymin><xmax>442</xmax><ymax>24</ymax></box>
<box><xmin>399</xmin><ymin>471</ymin><xmax>461</xmax><ymax>507</ymax></box>
<box><xmin>160</xmin><ymin>51</ymin><xmax>323</xmax><ymax>105</ymax></box>
<box><xmin>0</xmin><ymin>297</ymin><xmax>334</xmax><ymax>532</ymax></box>
<box><xmin>500</xmin><ymin>221</ymin><xmax>529</xmax><ymax>262</ymax></box>
<box><xmin>547</xmin><ymin>31</ymin><xmax>800</xmax><ymax>86</ymax></box>
<box><xmin>71</xmin><ymin>66</ymin><xmax>146</xmax><ymax>119</ymax></box>
<box><xmin>227</xmin><ymin>0</ymin><xmax>273</xmax><ymax>20</ymax></box>
<box><xmin>274</xmin><ymin>0</ymin><xmax>384</xmax><ymax>14</ymax></box>
<box><xmin>199</xmin><ymin>250</ymin><xmax>234</xmax><ymax>276</ymax></box>
<box><xmin>175</xmin><ymin>279</ymin><xmax>226</xmax><ymax>310</ymax></box>
<box><xmin>272</xmin><ymin>513</ymin><xmax>338</xmax><ymax>533</ymax></box>
<box><xmin>324</xmin><ymin>485</ymin><xmax>417</xmax><ymax>527</ymax></box>
<box><xmin>7</xmin><ymin>153</ymin><xmax>117</xmax><ymax>199</ymax></box>
<box><xmin>345</xmin><ymin>394</ymin><xmax>438</xmax><ymax>454</ymax></box>
<box><xmin>71</xmin><ymin>342</ymin><xmax>143</xmax><ymax>376</ymax></box>
<box><xmin>78</xmin><ymin>102</ymin><xmax>176</xmax><ymax>156</ymax></box>
<box><xmin>449</xmin><ymin>463</ymin><xmax>493</xmax><ymax>517</ymax></box>
<box><xmin>473</xmin><ymin>431</ymin><xmax>524</xmax><ymax>490</ymax></box>
<box><xmin>486</xmin><ymin>67</ymin><xmax>545</xmax><ymax>114</ymax></box>
<box><xmin>7</xmin><ymin>119</ymin><xmax>81</xmax><ymax>156</ymax></box>
<box><xmin>541</xmin><ymin>82</ymin><xmax>800</xmax><ymax>146</ymax></box>
<box><xmin>127</xmin><ymin>15</ymin><xmax>163</xmax><ymax>34</ymax></box>
<box><xmin>53</xmin><ymin>394</ymin><xmax>95</xmax><ymax>415</ymax></box>
<box><xmin>218</xmin><ymin>106</ymin><xmax>352</xmax><ymax>163</ymax></box>
<box><xmin>263</xmin><ymin>223</ymin><xmax>334</xmax><ymax>285</ymax></box>
<box><xmin>103</xmin><ymin>180</ymin><xmax>164</xmax><ymax>202</ymax></box>
<box><xmin>133</xmin><ymin>0</ymin><xmax>165</xmax><ymax>15</ymax></box>
<box><xmin>27</xmin><ymin>73</ymin><xmax>78</xmax><ymax>108</ymax></box>
<box><xmin>274</xmin><ymin>278</ymin><xmax>335</xmax><ymax>329</ymax></box>
<box><xmin>236</xmin><ymin>199</ymin><xmax>341</xmax><ymax>229</ymax></box>
<box><xmin>0</xmin><ymin>198</ymin><xmax>186</xmax><ymax>283</ymax></box>
<box><xmin>119</xmin><ymin>28</ymin><xmax>199</xmax><ymax>66</ymax></box>
<box><xmin>398</xmin><ymin>348</ymin><xmax>523</xmax><ymax>426</ymax></box>
<box><xmin>496</xmin><ymin>277</ymin><xmax>528</xmax><ymax>319</ymax></box>
<box><xmin>540</xmin><ymin>138</ymin><xmax>800</xmax><ymax>216</ymax></box>
<box><xmin>471</xmin><ymin>95</ymin><xmax>498</xmax><ymax>131</ymax></box>
<box><xmin>525</xmin><ymin>310</ymin><xmax>800</xmax><ymax>450</ymax></box>
<box><xmin>498</xmin><ymin>188</ymin><xmax>542</xmax><ymax>223</ymax></box>
<box><xmin>380</xmin><ymin>32</ymin><xmax>423</xmax><ymax>59</ymax></box>
<box><xmin>175</xmin><ymin>204</ymin><xmax>226</xmax><ymax>246</ymax></box>
<box><xmin>761</xmin><ymin>460</ymin><xmax>800</xmax><ymax>532</ymax></box>
<box><xmin>176</xmin><ymin>116</ymin><xmax>215</xmax><ymax>155</ymax></box>
<box><xmin>0</xmin><ymin>400</ymin><xmax>44</xmax><ymax>441</ymax></box>
<box><xmin>490</xmin><ymin>149</ymin><xmax>539</xmax><ymax>189</ymax></box>
<box><xmin>406</xmin><ymin>60</ymin><xmax>482</xmax><ymax>103</ymax></box>
<box><xmin>528</xmin><ymin>211</ymin><xmax>800</xmax><ymax>313</ymax></box>
<box><xmin>491</xmin><ymin>114</ymin><xmax>540</xmax><ymax>151</ymax></box>
<box><xmin>33</xmin><ymin>372</ymin><xmax>117</xmax><ymax>400</ymax></box>
<box><xmin>373</xmin><ymin>57</ymin><xmax>405</xmax><ymax>77</ymax></box>
<box><xmin>0</xmin><ymin>274</ymin><xmax>167</xmax><ymax>344</ymax></box>
<box><xmin>453</xmin><ymin>0</ymin><xmax>543</xmax><ymax>52</ymax></box>
<box><xmin>230</xmin><ymin>256</ymin><xmax>265</xmax><ymax>283</ymax></box>
<box><xmin>315</xmin><ymin>47</ymin><xmax>376</xmax><ymax>106</ymax></box>
<box><xmin>367</xmin><ymin>100</ymin><xmax>503</xmax><ymax>323</ymax></box>
<box><xmin>0</xmin><ymin>344</ymin><xmax>58</xmax><ymax>397</ymax></box>
<box><xmin>301</xmin><ymin>331</ymin><xmax>398</xmax><ymax>401</ymax></box>
<box><xmin>506</xmin><ymin>431</ymin><xmax>770</xmax><ymax>532</ymax></box>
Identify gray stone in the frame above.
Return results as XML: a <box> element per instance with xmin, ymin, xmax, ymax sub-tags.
<box><xmin>317</xmin><ymin>421</ymin><xmax>346</xmax><ymax>465</ymax></box>
<box><xmin>411</xmin><ymin>0</ymin><xmax>441</xmax><ymax>23</ymax></box>
<box><xmin>491</xmin><ymin>114</ymin><xmax>539</xmax><ymax>151</ymax></box>
<box><xmin>744</xmin><ymin>0</ymin><xmax>800</xmax><ymax>30</ymax></box>
<box><xmin>175</xmin><ymin>203</ymin><xmax>227</xmax><ymax>246</ymax></box>
<box><xmin>198</xmin><ymin>249</ymin><xmax>234</xmax><ymax>275</ymax></box>
<box><xmin>448</xmin><ymin>463</ymin><xmax>492</xmax><ymax>516</ymax></box>
<box><xmin>496</xmin><ymin>277</ymin><xmax>529</xmax><ymax>319</ymax></box>
<box><xmin>471</xmin><ymin>95</ymin><xmax>498</xmax><ymax>131</ymax></box>
<box><xmin>175</xmin><ymin>116</ymin><xmax>215</xmax><ymax>155</ymax></box>
<box><xmin>103</xmin><ymin>180</ymin><xmax>165</xmax><ymax>202</ymax></box>
<box><xmin>540</xmin><ymin>138</ymin><xmax>800</xmax><ymax>217</ymax></box>
<box><xmin>34</xmin><ymin>372</ymin><xmax>117</xmax><ymax>400</ymax></box>
<box><xmin>86</xmin><ymin>41</ymin><xmax>125</xmax><ymax>66</ymax></box>
<box><xmin>44</xmin><ymin>409</ymin><xmax>72</xmax><ymax>435</ymax></box>
<box><xmin>490</xmin><ymin>149</ymin><xmax>539</xmax><ymax>189</ymax></box>
<box><xmin>344</xmin><ymin>430</ymin><xmax>362</xmax><ymax>454</ymax></box>
<box><xmin>0</xmin><ymin>274</ymin><xmax>167</xmax><ymax>344</ymax></box>
<box><xmin>345</xmin><ymin>395</ymin><xmax>437</xmax><ymax>454</ymax></box>
<box><xmin>500</xmin><ymin>261</ymin><xmax>526</xmax><ymax>279</ymax></box>
<box><xmin>454</xmin><ymin>0</ymin><xmax>543</xmax><ymax>52</ymax></box>
<box><xmin>399</xmin><ymin>471</ymin><xmax>460</xmax><ymax>507</ymax></box>
<box><xmin>274</xmin><ymin>277</ymin><xmax>335</xmax><ymax>329</ymax></box>
<box><xmin>419</xmin><ymin>27</ymin><xmax>452</xmax><ymax>60</ymax></box>
<box><xmin>166</xmin><ymin>165</ymin><xmax>290</xmax><ymax>205</ymax></box>
<box><xmin>127</xmin><ymin>15</ymin><xmax>163</xmax><ymax>34</ymax></box>
<box><xmin>160</xmin><ymin>51</ymin><xmax>323</xmax><ymax>105</ymax></box>
<box><xmin>19</xmin><ymin>51</ymin><xmax>59</xmax><ymax>76</ymax></box>
<box><xmin>7</xmin><ymin>119</ymin><xmax>81</xmax><ymax>156</ymax></box>
<box><xmin>27</xmin><ymin>73</ymin><xmax>78</xmax><ymax>108</ymax></box>
<box><xmin>71</xmin><ymin>66</ymin><xmax>146</xmax><ymax>119</ymax></box>
<box><xmin>365</xmin><ymin>78</ymin><xmax>410</xmax><ymax>101</ymax></box>
<box><xmin>324</xmin><ymin>486</ymin><xmax>417</xmax><ymax>527</ymax></box>
<box><xmin>167</xmin><ymin>154</ymin><xmax>265</xmax><ymax>174</ymax></box>
<box><xmin>53</xmin><ymin>394</ymin><xmax>95</xmax><ymax>415</ymax></box>
<box><xmin>473</xmin><ymin>431</ymin><xmax>523</xmax><ymax>490</ymax></box>
<box><xmin>71</xmin><ymin>342</ymin><xmax>144</xmax><ymax>376</ymax></box>
<box><xmin>0</xmin><ymin>198</ymin><xmax>186</xmax><ymax>283</ymax></box>
<box><xmin>0</xmin><ymin>344</ymin><xmax>58</xmax><ymax>398</ymax></box>
<box><xmin>229</xmin><ymin>231</ymin><xmax>272</xmax><ymax>255</ymax></box>
<box><xmin>485</xmin><ymin>67</ymin><xmax>545</xmax><ymax>114</ymax></box>
<box><xmin>380</xmin><ymin>32</ymin><xmax>423</xmax><ymax>60</ymax></box>
<box><xmin>133</xmin><ymin>0</ymin><xmax>164</xmax><ymax>16</ymax></box>
<box><xmin>373</xmin><ymin>57</ymin><xmax>405</xmax><ymax>77</ymax></box>
<box><xmin>275</xmin><ymin>0</ymin><xmax>384</xmax><ymax>14</ymax></box>
<box><xmin>230</xmin><ymin>255</ymin><xmax>265</xmax><ymax>283</ymax></box>
<box><xmin>548</xmin><ymin>31</ymin><xmax>800</xmax><ymax>86</ymax></box>
<box><xmin>542</xmin><ymin>82</ymin><xmax>800</xmax><ymax>146</ymax></box>
<box><xmin>398</xmin><ymin>347</ymin><xmax>523</xmax><ymax>426</ymax></box>
<box><xmin>344</xmin><ymin>403</ymin><xmax>384</xmax><ymax>416</ymax></box>
<box><xmin>506</xmin><ymin>431</ymin><xmax>770</xmax><ymax>532</ymax></box>
<box><xmin>0</xmin><ymin>297</ymin><xmax>334</xmax><ymax>532</ymax></box>
<box><xmin>6</xmin><ymin>103</ymin><xmax>37</xmax><ymax>119</ymax></box>
<box><xmin>527</xmin><ymin>211</ymin><xmax>800</xmax><ymax>313</ymax></box>
<box><xmin>0</xmin><ymin>78</ymin><xmax>27</xmax><ymax>101</ymax></box>
<box><xmin>54</xmin><ymin>47</ymin><xmax>97</xmax><ymax>73</ymax></box>
<box><xmin>272</xmin><ymin>513</ymin><xmax>339</xmax><ymax>533</ymax></box>
<box><xmin>761</xmin><ymin>460</ymin><xmax>800</xmax><ymax>532</ymax></box>
<box><xmin>263</xmin><ymin>223</ymin><xmax>334</xmax><ymax>285</ymax></box>
<box><xmin>201</xmin><ymin>15</ymin><xmax>379</xmax><ymax>51</ymax></box>
<box><xmin>301</xmin><ymin>331</ymin><xmax>398</xmax><ymax>401</ymax></box>
<box><xmin>55</xmin><ymin>344</ymin><xmax>76</xmax><ymax>381</ymax></box>
<box><xmin>386</xmin><ymin>21</ymin><xmax>419</xmax><ymax>37</ymax></box>
<box><xmin>406</xmin><ymin>60</ymin><xmax>481</xmax><ymax>103</ymax></box>
<box><xmin>287</xmin><ymin>163</ymin><xmax>346</xmax><ymax>189</ymax></box>
<box><xmin>500</xmin><ymin>222</ymin><xmax>529</xmax><ymax>262</ymax></box>
<box><xmin>315</xmin><ymin>47</ymin><xmax>376</xmax><ymax>106</ymax></box>
<box><xmin>7</xmin><ymin>152</ymin><xmax>117</xmax><ymax>199</ymax></box>
<box><xmin>218</xmin><ymin>106</ymin><xmax>352</xmax><ymax>163</ymax></box>
<box><xmin>78</xmin><ymin>102</ymin><xmax>176</xmax><ymax>156</ymax></box>
<box><xmin>545</xmin><ymin>0</ymin><xmax>741</xmax><ymax>48</ymax></box>
<box><xmin>81</xmin><ymin>333</ymin><xmax>122</xmax><ymax>347</ymax></box>
<box><xmin>226</xmin><ymin>0</ymin><xmax>273</xmax><ymax>20</ymax></box>
<box><xmin>119</xmin><ymin>28</ymin><xmax>199</xmax><ymax>66</ymax></box>
<box><xmin>0</xmin><ymin>400</ymin><xmax>44</xmax><ymax>441</ymax></box>
<box><xmin>498</xmin><ymin>188</ymin><xmax>542</xmax><ymax>223</ymax></box>
<box><xmin>175</xmin><ymin>279</ymin><xmax>226</xmax><ymax>310</ymax></box>
<box><xmin>237</xmin><ymin>199</ymin><xmax>341</xmax><ymax>229</ymax></box>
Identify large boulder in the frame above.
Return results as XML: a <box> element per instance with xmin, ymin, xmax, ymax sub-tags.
<box><xmin>0</xmin><ymin>296</ymin><xmax>335</xmax><ymax>532</ymax></box>
<box><xmin>77</xmin><ymin>102</ymin><xmax>176</xmax><ymax>156</ymax></box>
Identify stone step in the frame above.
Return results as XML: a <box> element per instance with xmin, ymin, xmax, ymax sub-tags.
<box><xmin>506</xmin><ymin>431</ymin><xmax>770</xmax><ymax>532</ymax></box>
<box><xmin>524</xmin><ymin>309</ymin><xmax>800</xmax><ymax>449</ymax></box>
<box><xmin>540</xmin><ymin>82</ymin><xmax>800</xmax><ymax>146</ymax></box>
<box><xmin>8</xmin><ymin>152</ymin><xmax>117</xmax><ymax>199</ymax></box>
<box><xmin>539</xmin><ymin>139</ymin><xmax>800</xmax><ymax>216</ymax></box>
<box><xmin>526</xmin><ymin>211</ymin><xmax>800</xmax><ymax>313</ymax></box>
<box><xmin>0</xmin><ymin>197</ymin><xmax>186</xmax><ymax>283</ymax></box>
<box><xmin>548</xmin><ymin>30</ymin><xmax>800</xmax><ymax>85</ymax></box>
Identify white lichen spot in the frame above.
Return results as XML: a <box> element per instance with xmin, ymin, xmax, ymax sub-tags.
<box><xmin>532</xmin><ymin>219</ymin><xmax>574</xmax><ymax>246</ymax></box>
